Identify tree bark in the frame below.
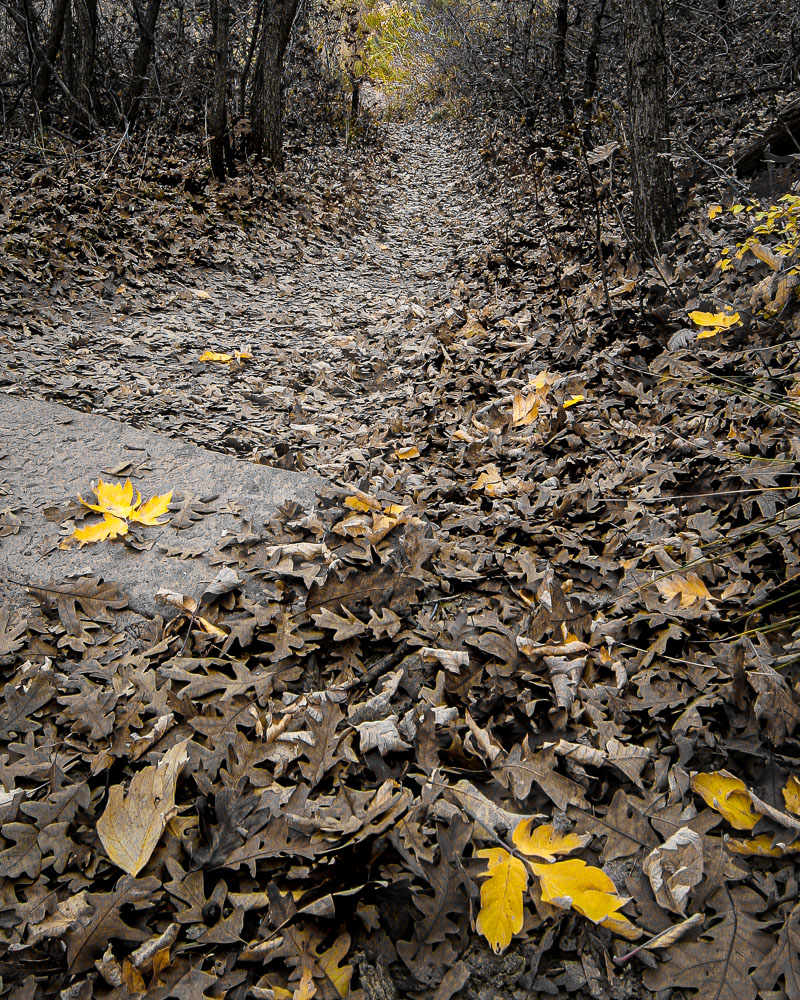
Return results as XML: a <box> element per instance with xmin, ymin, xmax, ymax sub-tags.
<box><xmin>554</xmin><ymin>0</ymin><xmax>571</xmax><ymax>121</ymax></box>
<box><xmin>623</xmin><ymin>0</ymin><xmax>678</xmax><ymax>252</ymax></box>
<box><xmin>124</xmin><ymin>0</ymin><xmax>163</xmax><ymax>124</ymax></box>
<box><xmin>32</xmin><ymin>0</ymin><xmax>69</xmax><ymax>111</ymax></box>
<box><xmin>209</xmin><ymin>0</ymin><xmax>230</xmax><ymax>180</ymax></box>
<box><xmin>249</xmin><ymin>0</ymin><xmax>299</xmax><ymax>168</ymax></box>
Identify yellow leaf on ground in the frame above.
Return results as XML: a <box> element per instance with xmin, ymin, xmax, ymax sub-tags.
<box><xmin>690</xmin><ymin>770</ymin><xmax>761</xmax><ymax>830</ymax></box>
<box><xmin>192</xmin><ymin>289</ymin><xmax>212</xmax><ymax>300</ymax></box>
<box><xmin>727</xmin><ymin>833</ymin><xmax>784</xmax><ymax>857</ymax></box>
<box><xmin>563</xmin><ymin>394</ymin><xmax>584</xmax><ymax>409</ymax></box>
<box><xmin>130</xmin><ymin>490</ymin><xmax>172</xmax><ymax>526</ymax></box>
<box><xmin>395</xmin><ymin>446</ymin><xmax>420</xmax><ymax>460</ymax></box>
<box><xmin>72</xmin><ymin>514</ymin><xmax>129</xmax><ymax>545</ymax></box>
<box><xmin>656</xmin><ymin>572</ymin><xmax>713</xmax><ymax>608</ymax></box>
<box><xmin>344</xmin><ymin>496</ymin><xmax>374</xmax><ymax>512</ymax></box>
<box><xmin>475</xmin><ymin>848</ymin><xmax>528</xmax><ymax>954</ymax></box>
<box><xmin>80</xmin><ymin>478</ymin><xmax>140</xmax><ymax>519</ymax></box>
<box><xmin>531</xmin><ymin>859</ymin><xmax>630</xmax><ymax>924</ymax></box>
<box><xmin>473</xmin><ymin>464</ymin><xmax>504</xmax><ymax>496</ymax></box>
<box><xmin>199</xmin><ymin>350</ymin><xmax>234</xmax><ymax>362</ymax></box>
<box><xmin>688</xmin><ymin>310</ymin><xmax>741</xmax><ymax>333</ymax></box>
<box><xmin>293</xmin><ymin>966</ymin><xmax>316</xmax><ymax>1000</ymax></box>
<box><xmin>512</xmin><ymin>820</ymin><xmax>591</xmax><ymax>862</ymax></box>
<box><xmin>708</xmin><ymin>204</ymin><xmax>722</xmax><ymax>220</ymax></box>
<box><xmin>512</xmin><ymin>391</ymin><xmax>539</xmax><ymax>426</ymax></box>
<box><xmin>316</xmin><ymin>933</ymin><xmax>353</xmax><ymax>998</ymax></box>
<box><xmin>784</xmin><ymin>775</ymin><xmax>800</xmax><ymax>815</ymax></box>
<box><xmin>97</xmin><ymin>740</ymin><xmax>189</xmax><ymax>875</ymax></box>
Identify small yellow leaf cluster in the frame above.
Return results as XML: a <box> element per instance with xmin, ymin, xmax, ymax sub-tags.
<box><xmin>688</xmin><ymin>309</ymin><xmax>741</xmax><ymax>340</ymax></box>
<box><xmin>691</xmin><ymin>770</ymin><xmax>800</xmax><ymax>857</ymax></box>
<box><xmin>67</xmin><ymin>478</ymin><xmax>172</xmax><ymax>545</ymax></box>
<box><xmin>475</xmin><ymin>820</ymin><xmax>636</xmax><ymax>954</ymax></box>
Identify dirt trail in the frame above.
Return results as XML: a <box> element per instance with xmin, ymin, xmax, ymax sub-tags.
<box><xmin>3</xmin><ymin>122</ymin><xmax>499</xmax><ymax>483</ymax></box>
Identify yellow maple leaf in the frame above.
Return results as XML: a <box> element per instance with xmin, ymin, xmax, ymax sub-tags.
<box><xmin>199</xmin><ymin>350</ymin><xmax>234</xmax><ymax>362</ymax></box>
<box><xmin>512</xmin><ymin>820</ymin><xmax>590</xmax><ymax>862</ymax></box>
<box><xmin>656</xmin><ymin>572</ymin><xmax>713</xmax><ymax>608</ymax></box>
<box><xmin>475</xmin><ymin>847</ymin><xmax>528</xmax><ymax>954</ymax></box>
<box><xmin>690</xmin><ymin>770</ymin><xmax>761</xmax><ymax>830</ymax></box>
<box><xmin>784</xmin><ymin>775</ymin><xmax>800</xmax><ymax>815</ymax></box>
<box><xmin>531</xmin><ymin>859</ymin><xmax>630</xmax><ymax>924</ymax></box>
<box><xmin>80</xmin><ymin>478</ymin><xmax>140</xmax><ymax>519</ymax></box>
<box><xmin>72</xmin><ymin>514</ymin><xmax>129</xmax><ymax>545</ymax></box>
<box><xmin>130</xmin><ymin>490</ymin><xmax>172</xmax><ymax>526</ymax></box>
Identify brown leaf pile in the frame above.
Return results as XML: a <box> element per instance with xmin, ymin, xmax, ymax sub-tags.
<box><xmin>2</xmin><ymin>119</ymin><xmax>800</xmax><ymax>1000</ymax></box>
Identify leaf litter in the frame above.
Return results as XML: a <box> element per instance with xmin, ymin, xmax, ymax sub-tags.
<box><xmin>1</xmin><ymin>118</ymin><xmax>800</xmax><ymax>1000</ymax></box>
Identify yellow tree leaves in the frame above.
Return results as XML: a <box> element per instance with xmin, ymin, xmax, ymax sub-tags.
<box><xmin>475</xmin><ymin>820</ymin><xmax>636</xmax><ymax>954</ymax></box>
<box><xmin>97</xmin><ymin>740</ymin><xmax>189</xmax><ymax>876</ymax></box>
<box><xmin>67</xmin><ymin>478</ymin><xmax>172</xmax><ymax>546</ymax></box>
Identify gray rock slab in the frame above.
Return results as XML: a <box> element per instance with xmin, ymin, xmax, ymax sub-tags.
<box><xmin>0</xmin><ymin>396</ymin><xmax>321</xmax><ymax>617</ymax></box>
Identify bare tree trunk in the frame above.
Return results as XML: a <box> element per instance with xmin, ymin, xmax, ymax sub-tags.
<box><xmin>32</xmin><ymin>0</ymin><xmax>69</xmax><ymax>111</ymax></box>
<box><xmin>623</xmin><ymin>0</ymin><xmax>678</xmax><ymax>252</ymax></box>
<box><xmin>583</xmin><ymin>0</ymin><xmax>606</xmax><ymax>112</ymax></box>
<box><xmin>209</xmin><ymin>0</ymin><xmax>230</xmax><ymax>180</ymax></box>
<box><xmin>62</xmin><ymin>0</ymin><xmax>96</xmax><ymax>130</ymax></box>
<box><xmin>554</xmin><ymin>0</ymin><xmax>571</xmax><ymax>121</ymax></box>
<box><xmin>124</xmin><ymin>0</ymin><xmax>163</xmax><ymax>123</ymax></box>
<box><xmin>249</xmin><ymin>0</ymin><xmax>299</xmax><ymax>168</ymax></box>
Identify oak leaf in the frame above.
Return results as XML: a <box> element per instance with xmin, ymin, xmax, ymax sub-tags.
<box><xmin>656</xmin><ymin>572</ymin><xmax>713</xmax><ymax>608</ymax></box>
<box><xmin>475</xmin><ymin>847</ymin><xmax>527</xmax><ymax>954</ymax></box>
<box><xmin>512</xmin><ymin>820</ymin><xmax>590</xmax><ymax>862</ymax></box>
<box><xmin>98</xmin><ymin>739</ymin><xmax>189</xmax><ymax>875</ymax></box>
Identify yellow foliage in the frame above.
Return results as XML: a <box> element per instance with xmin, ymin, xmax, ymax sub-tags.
<box><xmin>656</xmin><ymin>572</ymin><xmax>713</xmax><ymax>608</ymax></box>
<box><xmin>530</xmin><ymin>858</ymin><xmax>630</xmax><ymax>924</ymax></box>
<box><xmin>80</xmin><ymin>478</ymin><xmax>140</xmax><ymax>519</ymax></box>
<box><xmin>475</xmin><ymin>848</ymin><xmax>527</xmax><ymax>954</ymax></box>
<box><xmin>71</xmin><ymin>514</ymin><xmax>129</xmax><ymax>546</ymax></box>
<box><xmin>690</xmin><ymin>770</ymin><xmax>761</xmax><ymax>830</ymax></box>
<box><xmin>512</xmin><ymin>820</ymin><xmax>590</xmax><ymax>862</ymax></box>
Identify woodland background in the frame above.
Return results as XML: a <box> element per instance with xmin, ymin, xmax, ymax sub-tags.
<box><xmin>2</xmin><ymin>1</ymin><xmax>800</xmax><ymax>999</ymax></box>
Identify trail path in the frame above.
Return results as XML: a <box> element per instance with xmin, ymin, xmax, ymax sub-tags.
<box><xmin>4</xmin><ymin>123</ymin><xmax>500</xmax><ymax>485</ymax></box>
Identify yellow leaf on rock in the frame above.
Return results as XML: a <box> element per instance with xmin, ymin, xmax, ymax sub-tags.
<box><xmin>512</xmin><ymin>820</ymin><xmax>591</xmax><ymax>862</ymax></box>
<box><xmin>690</xmin><ymin>770</ymin><xmax>761</xmax><ymax>830</ymax></box>
<box><xmin>80</xmin><ymin>478</ymin><xmax>140</xmax><ymax>519</ymax></box>
<box><xmin>475</xmin><ymin>848</ymin><xmax>527</xmax><ymax>954</ymax></box>
<box><xmin>531</xmin><ymin>859</ymin><xmax>630</xmax><ymax>924</ymax></box>
<box><xmin>72</xmin><ymin>514</ymin><xmax>129</xmax><ymax>545</ymax></box>
<box><xmin>656</xmin><ymin>572</ymin><xmax>713</xmax><ymax>608</ymax></box>
<box><xmin>130</xmin><ymin>490</ymin><xmax>172</xmax><ymax>526</ymax></box>
<box><xmin>97</xmin><ymin>740</ymin><xmax>189</xmax><ymax>875</ymax></box>
<box><xmin>199</xmin><ymin>350</ymin><xmax>234</xmax><ymax>362</ymax></box>
<box><xmin>785</xmin><ymin>775</ymin><xmax>800</xmax><ymax>815</ymax></box>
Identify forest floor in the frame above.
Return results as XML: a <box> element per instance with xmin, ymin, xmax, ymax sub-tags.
<box><xmin>2</xmin><ymin>116</ymin><xmax>800</xmax><ymax>1000</ymax></box>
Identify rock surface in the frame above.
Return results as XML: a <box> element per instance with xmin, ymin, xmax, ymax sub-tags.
<box><xmin>0</xmin><ymin>396</ymin><xmax>319</xmax><ymax>617</ymax></box>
